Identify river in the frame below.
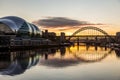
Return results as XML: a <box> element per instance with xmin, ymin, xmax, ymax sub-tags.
<box><xmin>0</xmin><ymin>45</ymin><xmax>120</xmax><ymax>80</ymax></box>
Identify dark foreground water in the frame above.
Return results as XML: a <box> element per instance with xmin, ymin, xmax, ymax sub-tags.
<box><xmin>0</xmin><ymin>45</ymin><xmax>120</xmax><ymax>80</ymax></box>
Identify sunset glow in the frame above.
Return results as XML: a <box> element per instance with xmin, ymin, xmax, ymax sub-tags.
<box><xmin>0</xmin><ymin>0</ymin><xmax>120</xmax><ymax>35</ymax></box>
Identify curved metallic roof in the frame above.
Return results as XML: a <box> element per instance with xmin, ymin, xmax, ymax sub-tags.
<box><xmin>0</xmin><ymin>16</ymin><xmax>27</xmax><ymax>32</ymax></box>
<box><xmin>0</xmin><ymin>19</ymin><xmax>18</xmax><ymax>32</ymax></box>
<box><xmin>0</xmin><ymin>16</ymin><xmax>42</xmax><ymax>36</ymax></box>
<box><xmin>1</xmin><ymin>16</ymin><xmax>26</xmax><ymax>29</ymax></box>
<box><xmin>33</xmin><ymin>24</ymin><xmax>40</xmax><ymax>31</ymax></box>
<box><xmin>33</xmin><ymin>24</ymin><xmax>42</xmax><ymax>35</ymax></box>
<box><xmin>28</xmin><ymin>23</ymin><xmax>37</xmax><ymax>35</ymax></box>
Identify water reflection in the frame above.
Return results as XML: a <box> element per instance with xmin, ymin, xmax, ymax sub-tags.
<box><xmin>40</xmin><ymin>46</ymin><xmax>111</xmax><ymax>68</ymax></box>
<box><xmin>0</xmin><ymin>46</ymin><xmax>120</xmax><ymax>76</ymax></box>
<box><xmin>115</xmin><ymin>49</ymin><xmax>120</xmax><ymax>58</ymax></box>
<box><xmin>0</xmin><ymin>50</ymin><xmax>39</xmax><ymax>76</ymax></box>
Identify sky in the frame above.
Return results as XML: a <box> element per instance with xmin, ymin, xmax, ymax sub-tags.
<box><xmin>0</xmin><ymin>0</ymin><xmax>120</xmax><ymax>35</ymax></box>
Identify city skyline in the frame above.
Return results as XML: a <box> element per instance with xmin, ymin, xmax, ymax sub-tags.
<box><xmin>0</xmin><ymin>0</ymin><xmax>120</xmax><ymax>35</ymax></box>
<box><xmin>0</xmin><ymin>1</ymin><xmax>120</xmax><ymax>80</ymax></box>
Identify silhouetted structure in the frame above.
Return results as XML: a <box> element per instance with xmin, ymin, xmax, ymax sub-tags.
<box><xmin>116</xmin><ymin>32</ymin><xmax>120</xmax><ymax>43</ymax></box>
<box><xmin>0</xmin><ymin>16</ymin><xmax>53</xmax><ymax>49</ymax></box>
<box><xmin>67</xmin><ymin>26</ymin><xmax>116</xmax><ymax>46</ymax></box>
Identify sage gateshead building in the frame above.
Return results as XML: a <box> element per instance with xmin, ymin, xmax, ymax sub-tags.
<box><xmin>0</xmin><ymin>16</ymin><xmax>48</xmax><ymax>48</ymax></box>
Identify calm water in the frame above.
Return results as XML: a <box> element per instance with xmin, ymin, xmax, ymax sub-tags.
<box><xmin>0</xmin><ymin>45</ymin><xmax>120</xmax><ymax>80</ymax></box>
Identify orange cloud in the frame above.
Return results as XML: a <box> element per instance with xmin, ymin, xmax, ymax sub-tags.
<box><xmin>33</xmin><ymin>17</ymin><xmax>103</xmax><ymax>28</ymax></box>
<box><xmin>33</xmin><ymin>17</ymin><xmax>105</xmax><ymax>35</ymax></box>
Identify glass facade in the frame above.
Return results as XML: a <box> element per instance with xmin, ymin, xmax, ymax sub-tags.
<box><xmin>0</xmin><ymin>16</ymin><xmax>42</xmax><ymax>38</ymax></box>
<box><xmin>17</xmin><ymin>22</ymin><xmax>31</xmax><ymax>37</ymax></box>
<box><xmin>29</xmin><ymin>24</ymin><xmax>36</xmax><ymax>37</ymax></box>
<box><xmin>0</xmin><ymin>23</ymin><xmax>13</xmax><ymax>34</ymax></box>
<box><xmin>33</xmin><ymin>24</ymin><xmax>42</xmax><ymax>37</ymax></box>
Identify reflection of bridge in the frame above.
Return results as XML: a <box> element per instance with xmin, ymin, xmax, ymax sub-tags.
<box><xmin>0</xmin><ymin>47</ymin><xmax>120</xmax><ymax>73</ymax></box>
<box><xmin>66</xmin><ymin>26</ymin><xmax>116</xmax><ymax>45</ymax></box>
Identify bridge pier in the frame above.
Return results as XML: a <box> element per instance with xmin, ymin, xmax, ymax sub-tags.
<box><xmin>95</xmin><ymin>45</ymin><xmax>98</xmax><ymax>51</ymax></box>
<box><xmin>77</xmin><ymin>37</ymin><xmax>80</xmax><ymax>46</ymax></box>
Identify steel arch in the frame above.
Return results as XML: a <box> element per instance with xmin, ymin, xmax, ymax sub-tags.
<box><xmin>72</xmin><ymin>26</ymin><xmax>108</xmax><ymax>36</ymax></box>
<box><xmin>68</xmin><ymin>26</ymin><xmax>115</xmax><ymax>42</ymax></box>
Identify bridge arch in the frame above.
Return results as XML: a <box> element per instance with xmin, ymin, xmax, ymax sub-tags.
<box><xmin>68</xmin><ymin>26</ymin><xmax>115</xmax><ymax>43</ymax></box>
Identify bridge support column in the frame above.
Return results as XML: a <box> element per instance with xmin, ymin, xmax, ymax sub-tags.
<box><xmin>85</xmin><ymin>37</ymin><xmax>89</xmax><ymax>45</ymax></box>
<box><xmin>94</xmin><ymin>36</ymin><xmax>98</xmax><ymax>46</ymax></box>
<box><xmin>95</xmin><ymin>45</ymin><xmax>98</xmax><ymax>51</ymax></box>
<box><xmin>77</xmin><ymin>37</ymin><xmax>80</xmax><ymax>46</ymax></box>
<box><xmin>95</xmin><ymin>36</ymin><xmax>98</xmax><ymax>42</ymax></box>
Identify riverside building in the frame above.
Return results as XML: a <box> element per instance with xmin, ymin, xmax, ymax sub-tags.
<box><xmin>0</xmin><ymin>16</ymin><xmax>49</xmax><ymax>48</ymax></box>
